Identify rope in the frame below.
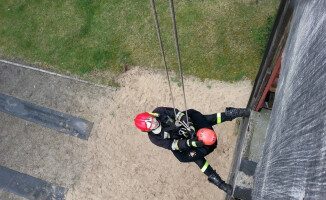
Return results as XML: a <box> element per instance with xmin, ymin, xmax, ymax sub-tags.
<box><xmin>150</xmin><ymin>0</ymin><xmax>177</xmax><ymax>119</ymax></box>
<box><xmin>150</xmin><ymin>0</ymin><xmax>190</xmax><ymax>127</ymax></box>
<box><xmin>169</xmin><ymin>0</ymin><xmax>189</xmax><ymax>125</ymax></box>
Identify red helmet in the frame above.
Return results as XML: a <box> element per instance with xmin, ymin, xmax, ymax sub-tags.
<box><xmin>196</xmin><ymin>128</ymin><xmax>217</xmax><ymax>145</ymax></box>
<box><xmin>134</xmin><ymin>113</ymin><xmax>154</xmax><ymax>132</ymax></box>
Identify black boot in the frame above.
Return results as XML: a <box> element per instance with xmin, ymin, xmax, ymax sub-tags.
<box><xmin>225</xmin><ymin>107</ymin><xmax>251</xmax><ymax>118</ymax></box>
<box><xmin>208</xmin><ymin>171</ymin><xmax>233</xmax><ymax>195</ymax></box>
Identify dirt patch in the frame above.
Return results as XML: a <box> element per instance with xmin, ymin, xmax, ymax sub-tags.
<box><xmin>66</xmin><ymin>67</ymin><xmax>252</xmax><ymax>200</ymax></box>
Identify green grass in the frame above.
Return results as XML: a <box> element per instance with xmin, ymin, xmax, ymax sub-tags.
<box><xmin>0</xmin><ymin>0</ymin><xmax>279</xmax><ymax>84</ymax></box>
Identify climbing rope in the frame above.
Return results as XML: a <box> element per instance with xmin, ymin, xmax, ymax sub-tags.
<box><xmin>169</xmin><ymin>0</ymin><xmax>189</xmax><ymax>126</ymax></box>
<box><xmin>150</xmin><ymin>0</ymin><xmax>177</xmax><ymax>119</ymax></box>
<box><xmin>150</xmin><ymin>0</ymin><xmax>189</xmax><ymax>126</ymax></box>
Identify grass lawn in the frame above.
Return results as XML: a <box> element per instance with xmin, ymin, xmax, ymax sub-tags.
<box><xmin>0</xmin><ymin>0</ymin><xmax>279</xmax><ymax>85</ymax></box>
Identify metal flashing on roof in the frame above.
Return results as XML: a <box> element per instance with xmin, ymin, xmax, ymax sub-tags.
<box><xmin>0</xmin><ymin>166</ymin><xmax>67</xmax><ymax>200</ymax></box>
<box><xmin>0</xmin><ymin>93</ymin><xmax>93</xmax><ymax>140</ymax></box>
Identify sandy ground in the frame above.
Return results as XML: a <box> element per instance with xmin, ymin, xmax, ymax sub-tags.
<box><xmin>0</xmin><ymin>62</ymin><xmax>252</xmax><ymax>200</ymax></box>
<box><xmin>66</xmin><ymin>67</ymin><xmax>252</xmax><ymax>200</ymax></box>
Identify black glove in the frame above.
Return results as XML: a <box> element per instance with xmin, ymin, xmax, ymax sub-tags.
<box><xmin>187</xmin><ymin>137</ymin><xmax>204</xmax><ymax>148</ymax></box>
<box><xmin>162</xmin><ymin>115</ymin><xmax>177</xmax><ymax>131</ymax></box>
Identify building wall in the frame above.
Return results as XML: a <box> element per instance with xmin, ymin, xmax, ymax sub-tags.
<box><xmin>252</xmin><ymin>0</ymin><xmax>326</xmax><ymax>199</ymax></box>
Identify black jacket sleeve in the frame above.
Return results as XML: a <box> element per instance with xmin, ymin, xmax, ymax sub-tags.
<box><xmin>148</xmin><ymin>132</ymin><xmax>174</xmax><ymax>150</ymax></box>
<box><xmin>148</xmin><ymin>132</ymin><xmax>190</xmax><ymax>151</ymax></box>
<box><xmin>152</xmin><ymin>107</ymin><xmax>180</xmax><ymax>120</ymax></box>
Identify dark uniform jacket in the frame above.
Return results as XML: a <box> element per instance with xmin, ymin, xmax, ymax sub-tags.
<box><xmin>147</xmin><ymin>107</ymin><xmax>192</xmax><ymax>150</ymax></box>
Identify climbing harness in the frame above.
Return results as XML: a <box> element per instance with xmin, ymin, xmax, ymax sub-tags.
<box><xmin>150</xmin><ymin>0</ymin><xmax>190</xmax><ymax>130</ymax></box>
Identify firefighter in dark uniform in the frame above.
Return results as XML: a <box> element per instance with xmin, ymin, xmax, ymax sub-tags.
<box><xmin>134</xmin><ymin>107</ymin><xmax>251</xmax><ymax>195</ymax></box>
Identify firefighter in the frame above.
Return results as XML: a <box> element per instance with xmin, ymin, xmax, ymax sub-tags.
<box><xmin>134</xmin><ymin>107</ymin><xmax>251</xmax><ymax>195</ymax></box>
